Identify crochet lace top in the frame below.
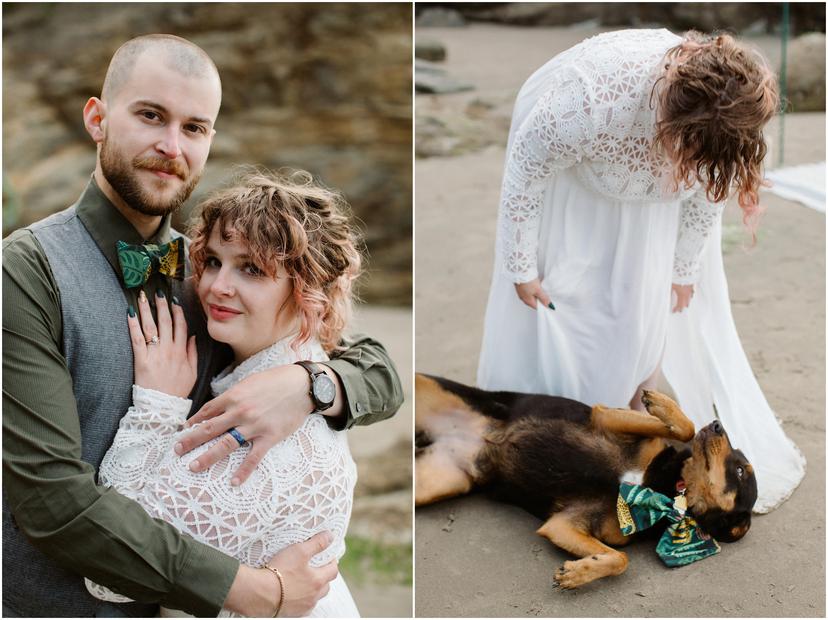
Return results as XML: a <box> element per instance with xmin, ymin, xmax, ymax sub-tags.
<box><xmin>85</xmin><ymin>336</ymin><xmax>356</xmax><ymax>614</ymax></box>
<box><xmin>499</xmin><ymin>29</ymin><xmax>726</xmax><ymax>284</ymax></box>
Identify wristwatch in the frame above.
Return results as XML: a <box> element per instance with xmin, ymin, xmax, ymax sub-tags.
<box><xmin>295</xmin><ymin>361</ymin><xmax>336</xmax><ymax>413</ymax></box>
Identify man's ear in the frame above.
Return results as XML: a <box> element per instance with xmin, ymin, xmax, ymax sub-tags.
<box><xmin>83</xmin><ymin>97</ymin><xmax>106</xmax><ymax>143</ymax></box>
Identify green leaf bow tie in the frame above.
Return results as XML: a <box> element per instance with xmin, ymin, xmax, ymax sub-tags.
<box><xmin>617</xmin><ymin>482</ymin><xmax>720</xmax><ymax>567</ymax></box>
<box><xmin>116</xmin><ymin>238</ymin><xmax>185</xmax><ymax>288</ymax></box>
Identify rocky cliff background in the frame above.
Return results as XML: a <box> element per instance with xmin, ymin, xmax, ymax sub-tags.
<box><xmin>3</xmin><ymin>2</ymin><xmax>412</xmax><ymax>305</ymax></box>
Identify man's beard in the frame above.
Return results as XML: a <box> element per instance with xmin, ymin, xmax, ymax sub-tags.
<box><xmin>100</xmin><ymin>137</ymin><xmax>201</xmax><ymax>217</ymax></box>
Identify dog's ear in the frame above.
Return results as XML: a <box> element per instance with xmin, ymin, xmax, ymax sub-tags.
<box><xmin>714</xmin><ymin>512</ymin><xmax>751</xmax><ymax>542</ymax></box>
<box><xmin>696</xmin><ymin>509</ymin><xmax>751</xmax><ymax>543</ymax></box>
<box><xmin>727</xmin><ymin>516</ymin><xmax>751</xmax><ymax>542</ymax></box>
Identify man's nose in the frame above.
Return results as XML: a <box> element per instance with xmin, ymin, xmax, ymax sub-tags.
<box><xmin>156</xmin><ymin>125</ymin><xmax>182</xmax><ymax>159</ymax></box>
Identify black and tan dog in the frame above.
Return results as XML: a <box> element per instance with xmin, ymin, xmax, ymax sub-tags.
<box><xmin>415</xmin><ymin>373</ymin><xmax>758</xmax><ymax>588</ymax></box>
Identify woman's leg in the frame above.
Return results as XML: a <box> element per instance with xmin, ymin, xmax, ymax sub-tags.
<box><xmin>629</xmin><ymin>364</ymin><xmax>661</xmax><ymax>412</ymax></box>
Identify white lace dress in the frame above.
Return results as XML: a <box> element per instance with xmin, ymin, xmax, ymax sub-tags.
<box><xmin>477</xmin><ymin>28</ymin><xmax>805</xmax><ymax>513</ymax></box>
<box><xmin>85</xmin><ymin>337</ymin><xmax>360</xmax><ymax>617</ymax></box>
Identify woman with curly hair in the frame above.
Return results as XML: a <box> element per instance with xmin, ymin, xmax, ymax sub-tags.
<box><xmin>477</xmin><ymin>29</ymin><xmax>804</xmax><ymax>513</ymax></box>
<box><xmin>86</xmin><ymin>171</ymin><xmax>363</xmax><ymax>617</ymax></box>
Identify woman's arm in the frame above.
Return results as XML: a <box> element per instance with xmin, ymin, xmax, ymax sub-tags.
<box><xmin>672</xmin><ymin>188</ymin><xmax>727</xmax><ymax>311</ymax></box>
<box><xmin>499</xmin><ymin>66</ymin><xmax>594</xmax><ymax>287</ymax></box>
<box><xmin>97</xmin><ymin>386</ymin><xmax>191</xmax><ymax>497</ymax></box>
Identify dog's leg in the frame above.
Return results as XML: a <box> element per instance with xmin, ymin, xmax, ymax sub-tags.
<box><xmin>591</xmin><ymin>390</ymin><xmax>694</xmax><ymax>442</ymax></box>
<box><xmin>415</xmin><ymin>374</ymin><xmax>490</xmax><ymax>506</ymax></box>
<box><xmin>415</xmin><ymin>446</ymin><xmax>474</xmax><ymax>506</ymax></box>
<box><xmin>537</xmin><ymin>512</ymin><xmax>628</xmax><ymax>589</ymax></box>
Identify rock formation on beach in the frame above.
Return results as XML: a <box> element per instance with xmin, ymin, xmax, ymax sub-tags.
<box><xmin>3</xmin><ymin>3</ymin><xmax>412</xmax><ymax>304</ymax></box>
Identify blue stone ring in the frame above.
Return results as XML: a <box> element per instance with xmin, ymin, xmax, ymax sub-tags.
<box><xmin>227</xmin><ymin>428</ymin><xmax>246</xmax><ymax>447</ymax></box>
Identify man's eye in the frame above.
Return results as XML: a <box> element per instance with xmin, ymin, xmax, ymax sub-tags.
<box><xmin>185</xmin><ymin>124</ymin><xmax>206</xmax><ymax>134</ymax></box>
<box><xmin>141</xmin><ymin>110</ymin><xmax>160</xmax><ymax>121</ymax></box>
<box><xmin>204</xmin><ymin>256</ymin><xmax>220</xmax><ymax>269</ymax></box>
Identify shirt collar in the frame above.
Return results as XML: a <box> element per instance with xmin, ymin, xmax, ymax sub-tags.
<box><xmin>76</xmin><ymin>175</ymin><xmax>174</xmax><ymax>277</ymax></box>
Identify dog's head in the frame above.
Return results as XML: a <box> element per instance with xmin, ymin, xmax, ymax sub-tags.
<box><xmin>681</xmin><ymin>420</ymin><xmax>757</xmax><ymax>542</ymax></box>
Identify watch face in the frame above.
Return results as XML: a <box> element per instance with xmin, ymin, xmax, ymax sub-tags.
<box><xmin>313</xmin><ymin>374</ymin><xmax>336</xmax><ymax>405</ymax></box>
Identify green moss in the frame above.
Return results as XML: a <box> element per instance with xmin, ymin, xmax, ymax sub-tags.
<box><xmin>721</xmin><ymin>223</ymin><xmax>763</xmax><ymax>255</ymax></box>
<box><xmin>339</xmin><ymin>536</ymin><xmax>412</xmax><ymax>586</ymax></box>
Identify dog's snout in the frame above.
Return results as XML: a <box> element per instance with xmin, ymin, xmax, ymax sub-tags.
<box><xmin>711</xmin><ymin>420</ymin><xmax>723</xmax><ymax>435</ymax></box>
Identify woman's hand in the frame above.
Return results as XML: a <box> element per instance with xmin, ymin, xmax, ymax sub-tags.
<box><xmin>128</xmin><ymin>290</ymin><xmax>197</xmax><ymax>398</ymax></box>
<box><xmin>174</xmin><ymin>364</ymin><xmax>340</xmax><ymax>485</ymax></box>
<box><xmin>514</xmin><ymin>278</ymin><xmax>554</xmax><ymax>310</ymax></box>
<box><xmin>671</xmin><ymin>283</ymin><xmax>695</xmax><ymax>313</ymax></box>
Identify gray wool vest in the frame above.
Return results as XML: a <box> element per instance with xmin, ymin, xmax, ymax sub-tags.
<box><xmin>2</xmin><ymin>204</ymin><xmax>224</xmax><ymax>617</ymax></box>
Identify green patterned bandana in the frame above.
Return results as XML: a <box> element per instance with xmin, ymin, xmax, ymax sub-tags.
<box><xmin>617</xmin><ymin>482</ymin><xmax>720</xmax><ymax>567</ymax></box>
<box><xmin>116</xmin><ymin>239</ymin><xmax>185</xmax><ymax>288</ymax></box>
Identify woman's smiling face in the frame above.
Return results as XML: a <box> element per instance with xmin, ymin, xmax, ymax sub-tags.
<box><xmin>197</xmin><ymin>225</ymin><xmax>296</xmax><ymax>363</ymax></box>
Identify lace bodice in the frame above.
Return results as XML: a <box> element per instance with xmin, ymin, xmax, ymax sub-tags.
<box><xmin>85</xmin><ymin>337</ymin><xmax>356</xmax><ymax>615</ymax></box>
<box><xmin>499</xmin><ymin>29</ymin><xmax>725</xmax><ymax>284</ymax></box>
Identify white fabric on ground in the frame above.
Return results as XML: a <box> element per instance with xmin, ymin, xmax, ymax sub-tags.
<box><xmin>765</xmin><ymin>162</ymin><xmax>826</xmax><ymax>212</ymax></box>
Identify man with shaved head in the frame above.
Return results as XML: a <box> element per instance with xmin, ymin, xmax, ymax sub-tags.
<box><xmin>3</xmin><ymin>34</ymin><xmax>402</xmax><ymax>617</ymax></box>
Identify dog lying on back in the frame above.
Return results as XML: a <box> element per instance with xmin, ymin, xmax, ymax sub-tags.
<box><xmin>415</xmin><ymin>374</ymin><xmax>757</xmax><ymax>588</ymax></box>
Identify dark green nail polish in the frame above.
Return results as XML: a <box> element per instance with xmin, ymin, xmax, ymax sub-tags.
<box><xmin>128</xmin><ymin>305</ymin><xmax>136</xmax><ymax>318</ymax></box>
<box><xmin>172</xmin><ymin>295</ymin><xmax>181</xmax><ymax>306</ymax></box>
<box><xmin>156</xmin><ymin>289</ymin><xmax>165</xmax><ymax>299</ymax></box>
<box><xmin>548</xmin><ymin>302</ymin><xmax>556</xmax><ymax>311</ymax></box>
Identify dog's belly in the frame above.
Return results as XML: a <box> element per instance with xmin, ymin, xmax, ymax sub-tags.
<box><xmin>481</xmin><ymin>417</ymin><xmax>626</xmax><ymax>518</ymax></box>
<box><xmin>424</xmin><ymin>404</ymin><xmax>490</xmax><ymax>480</ymax></box>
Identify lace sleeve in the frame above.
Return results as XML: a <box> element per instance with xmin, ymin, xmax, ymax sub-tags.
<box><xmin>672</xmin><ymin>188</ymin><xmax>726</xmax><ymax>285</ymax></box>
<box><xmin>499</xmin><ymin>68</ymin><xmax>594</xmax><ymax>282</ymax></box>
<box><xmin>97</xmin><ymin>385</ymin><xmax>191</xmax><ymax>498</ymax></box>
<box><xmin>86</xmin><ymin>386</ymin><xmax>191</xmax><ymax>603</ymax></box>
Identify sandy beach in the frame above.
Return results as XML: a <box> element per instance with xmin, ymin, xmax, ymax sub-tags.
<box><xmin>415</xmin><ymin>24</ymin><xmax>825</xmax><ymax>617</ymax></box>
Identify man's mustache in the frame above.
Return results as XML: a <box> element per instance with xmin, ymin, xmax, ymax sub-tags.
<box><xmin>133</xmin><ymin>156</ymin><xmax>187</xmax><ymax>180</ymax></box>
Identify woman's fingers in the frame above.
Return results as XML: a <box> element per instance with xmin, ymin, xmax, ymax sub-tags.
<box><xmin>514</xmin><ymin>283</ymin><xmax>537</xmax><ymax>309</ymax></box>
<box><xmin>187</xmin><ymin>335</ymin><xmax>198</xmax><ymax>373</ymax></box>
<box><xmin>155</xmin><ymin>290</ymin><xmax>173</xmax><ymax>343</ymax></box>
<box><xmin>171</xmin><ymin>299</ymin><xmax>189</xmax><ymax>352</ymax></box>
<box><xmin>515</xmin><ymin>279</ymin><xmax>552</xmax><ymax>310</ymax></box>
<box><xmin>671</xmin><ymin>284</ymin><xmax>694</xmax><ymax>313</ymax></box>
<box><xmin>137</xmin><ymin>290</ymin><xmax>159</xmax><ymax>344</ymax></box>
<box><xmin>127</xmin><ymin>307</ymin><xmax>147</xmax><ymax>364</ymax></box>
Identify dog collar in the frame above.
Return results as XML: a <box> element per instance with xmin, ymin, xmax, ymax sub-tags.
<box><xmin>616</xmin><ymin>482</ymin><xmax>720</xmax><ymax>567</ymax></box>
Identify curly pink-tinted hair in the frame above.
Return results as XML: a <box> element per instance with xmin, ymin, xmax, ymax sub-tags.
<box><xmin>189</xmin><ymin>170</ymin><xmax>362</xmax><ymax>352</ymax></box>
<box><xmin>653</xmin><ymin>31</ymin><xmax>779</xmax><ymax>238</ymax></box>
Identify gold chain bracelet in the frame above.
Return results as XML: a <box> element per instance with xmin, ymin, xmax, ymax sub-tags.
<box><xmin>263</xmin><ymin>565</ymin><xmax>285</xmax><ymax>617</ymax></box>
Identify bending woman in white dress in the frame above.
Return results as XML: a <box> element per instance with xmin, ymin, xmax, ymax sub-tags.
<box><xmin>478</xmin><ymin>29</ymin><xmax>804</xmax><ymax>513</ymax></box>
<box><xmin>86</xmin><ymin>171</ymin><xmax>362</xmax><ymax>616</ymax></box>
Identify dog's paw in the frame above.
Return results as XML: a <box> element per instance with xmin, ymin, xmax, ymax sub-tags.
<box><xmin>552</xmin><ymin>560</ymin><xmax>590</xmax><ymax>590</ymax></box>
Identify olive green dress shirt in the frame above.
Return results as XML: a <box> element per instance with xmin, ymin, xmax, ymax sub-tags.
<box><xmin>2</xmin><ymin>177</ymin><xmax>403</xmax><ymax>615</ymax></box>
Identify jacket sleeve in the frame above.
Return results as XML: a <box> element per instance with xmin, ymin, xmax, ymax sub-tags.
<box><xmin>2</xmin><ymin>230</ymin><xmax>238</xmax><ymax>617</ymax></box>
<box><xmin>322</xmin><ymin>332</ymin><xmax>404</xmax><ymax>430</ymax></box>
